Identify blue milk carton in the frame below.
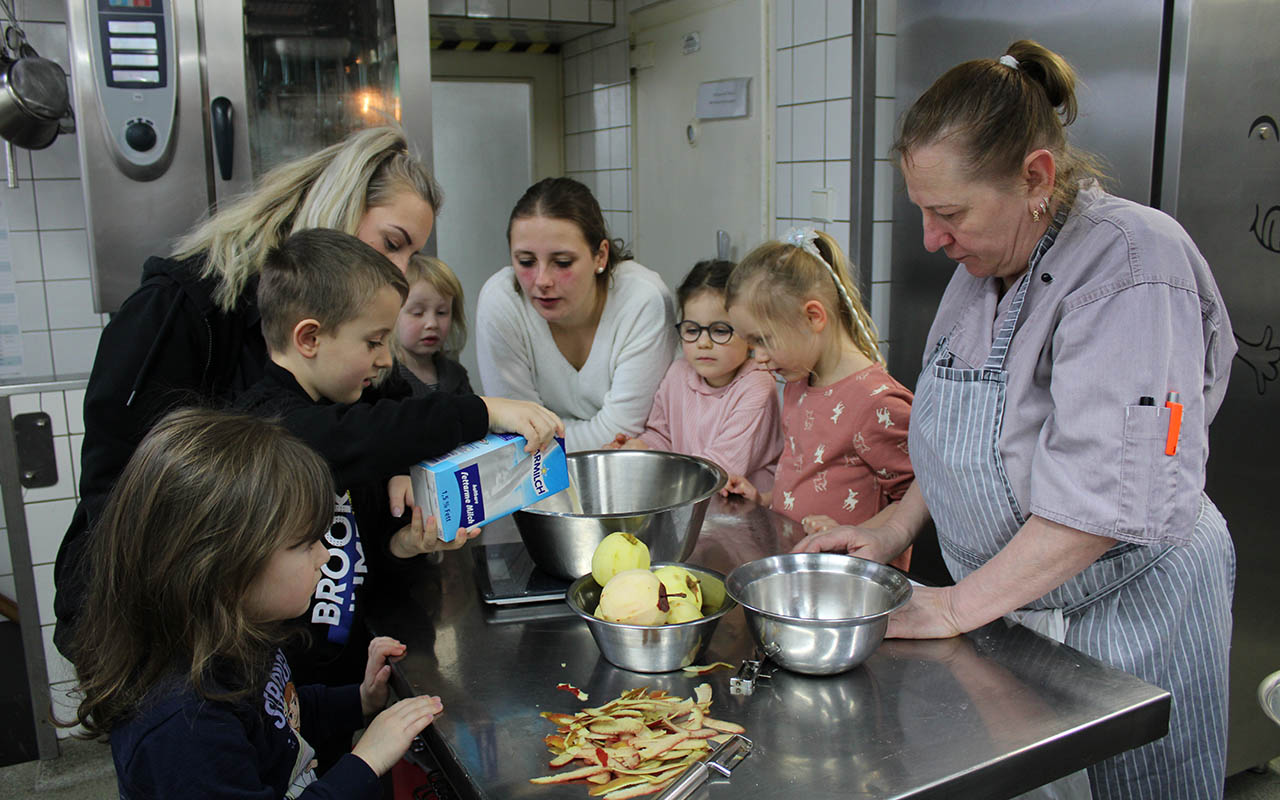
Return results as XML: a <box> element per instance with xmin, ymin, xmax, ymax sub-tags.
<box><xmin>410</xmin><ymin>433</ymin><xmax>570</xmax><ymax>542</ymax></box>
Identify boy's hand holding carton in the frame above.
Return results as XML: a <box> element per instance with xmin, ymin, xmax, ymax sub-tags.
<box><xmin>411</xmin><ymin>433</ymin><xmax>570</xmax><ymax>542</ymax></box>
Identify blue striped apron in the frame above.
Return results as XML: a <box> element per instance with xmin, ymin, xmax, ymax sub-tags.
<box><xmin>908</xmin><ymin>223</ymin><xmax>1235</xmax><ymax>799</ymax></box>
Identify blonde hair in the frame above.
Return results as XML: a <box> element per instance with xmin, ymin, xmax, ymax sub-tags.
<box><xmin>894</xmin><ymin>39</ymin><xmax>1108</xmax><ymax>210</ymax></box>
<box><xmin>394</xmin><ymin>253</ymin><xmax>467</xmax><ymax>360</ymax></box>
<box><xmin>64</xmin><ymin>408</ymin><xmax>333</xmax><ymax>738</ymax></box>
<box><xmin>726</xmin><ymin>230</ymin><xmax>883</xmax><ymax>367</ymax></box>
<box><xmin>174</xmin><ymin>126</ymin><xmax>443</xmax><ymax>312</ymax></box>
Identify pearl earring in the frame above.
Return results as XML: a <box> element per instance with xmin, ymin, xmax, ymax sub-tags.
<box><xmin>595</xmin><ymin>267</ymin><xmax>604</xmax><ymax>274</ymax></box>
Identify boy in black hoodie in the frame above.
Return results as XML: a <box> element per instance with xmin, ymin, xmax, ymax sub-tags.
<box><xmin>235</xmin><ymin>229</ymin><xmax>561</xmax><ymax>691</ymax></box>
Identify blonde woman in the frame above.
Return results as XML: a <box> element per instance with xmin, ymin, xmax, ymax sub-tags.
<box><xmin>55</xmin><ymin>127</ymin><xmax>555</xmax><ymax>657</ymax></box>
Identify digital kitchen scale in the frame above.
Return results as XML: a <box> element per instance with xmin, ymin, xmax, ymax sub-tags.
<box><xmin>472</xmin><ymin>541</ymin><xmax>571</xmax><ymax>605</ymax></box>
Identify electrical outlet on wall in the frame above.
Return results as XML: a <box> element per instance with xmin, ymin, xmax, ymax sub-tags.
<box><xmin>810</xmin><ymin>188</ymin><xmax>836</xmax><ymax>223</ymax></box>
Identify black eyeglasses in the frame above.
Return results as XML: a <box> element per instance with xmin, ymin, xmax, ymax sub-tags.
<box><xmin>675</xmin><ymin>320</ymin><xmax>735</xmax><ymax>344</ymax></box>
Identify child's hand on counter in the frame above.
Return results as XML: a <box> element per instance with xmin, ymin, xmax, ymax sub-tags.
<box><xmin>802</xmin><ymin>514</ymin><xmax>839</xmax><ymax>534</ymax></box>
<box><xmin>352</xmin><ymin>694</ymin><xmax>443</xmax><ymax>776</ymax></box>
<box><xmin>601</xmin><ymin>433</ymin><xmax>649</xmax><ymax>450</ymax></box>
<box><xmin>721</xmin><ymin>474</ymin><xmax>759</xmax><ymax>503</ymax></box>
<box><xmin>388</xmin><ymin>474</ymin><xmax>413</xmax><ymax>518</ymax></box>
<box><xmin>389</xmin><ymin>506</ymin><xmax>481</xmax><ymax>558</ymax></box>
<box><xmin>359</xmin><ymin>636</ymin><xmax>406</xmax><ymax>716</ymax></box>
<box><xmin>601</xmin><ymin>433</ymin><xmax>628</xmax><ymax>449</ymax></box>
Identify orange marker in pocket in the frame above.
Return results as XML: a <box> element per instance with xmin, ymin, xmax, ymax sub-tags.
<box><xmin>1164</xmin><ymin>391</ymin><xmax>1183</xmax><ymax>456</ymax></box>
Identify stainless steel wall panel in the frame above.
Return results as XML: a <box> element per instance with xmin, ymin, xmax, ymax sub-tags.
<box><xmin>887</xmin><ymin>0</ymin><xmax>1165</xmax><ymax>384</ymax></box>
<box><xmin>1170</xmin><ymin>0</ymin><xmax>1280</xmax><ymax>773</ymax></box>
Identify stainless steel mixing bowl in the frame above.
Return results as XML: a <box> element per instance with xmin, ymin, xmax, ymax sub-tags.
<box><xmin>565</xmin><ymin>562</ymin><xmax>736</xmax><ymax>673</ymax></box>
<box><xmin>513</xmin><ymin>450</ymin><xmax>726</xmax><ymax>580</ymax></box>
<box><xmin>726</xmin><ymin>553</ymin><xmax>912</xmax><ymax>675</ymax></box>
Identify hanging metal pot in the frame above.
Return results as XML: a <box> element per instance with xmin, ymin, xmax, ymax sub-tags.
<box><xmin>0</xmin><ymin>52</ymin><xmax>69</xmax><ymax>150</ymax></box>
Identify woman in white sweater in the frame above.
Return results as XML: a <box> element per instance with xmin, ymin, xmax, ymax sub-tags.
<box><xmin>476</xmin><ymin>178</ymin><xmax>678</xmax><ymax>452</ymax></box>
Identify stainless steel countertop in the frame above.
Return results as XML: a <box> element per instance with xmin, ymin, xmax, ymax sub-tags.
<box><xmin>365</xmin><ymin>496</ymin><xmax>1171</xmax><ymax>800</ymax></box>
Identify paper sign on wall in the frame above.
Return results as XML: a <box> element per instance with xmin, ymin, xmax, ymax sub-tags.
<box><xmin>696</xmin><ymin>77</ymin><xmax>750</xmax><ymax>120</ymax></box>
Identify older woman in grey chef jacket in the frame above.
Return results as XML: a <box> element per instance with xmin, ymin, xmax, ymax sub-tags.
<box><xmin>795</xmin><ymin>40</ymin><xmax>1236</xmax><ymax>799</ymax></box>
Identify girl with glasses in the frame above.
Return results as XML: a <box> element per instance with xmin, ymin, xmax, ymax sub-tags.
<box><xmin>604</xmin><ymin>260</ymin><xmax>783</xmax><ymax>493</ymax></box>
<box><xmin>723</xmin><ymin>229</ymin><xmax>915</xmax><ymax>570</ymax></box>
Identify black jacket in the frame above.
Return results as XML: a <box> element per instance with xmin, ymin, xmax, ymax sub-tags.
<box><xmin>234</xmin><ymin>360</ymin><xmax>487</xmax><ymax>686</ymax></box>
<box><xmin>54</xmin><ymin>255</ymin><xmax>267</xmax><ymax>655</ymax></box>
<box><xmin>394</xmin><ymin>353</ymin><xmax>474</xmax><ymax>398</ymax></box>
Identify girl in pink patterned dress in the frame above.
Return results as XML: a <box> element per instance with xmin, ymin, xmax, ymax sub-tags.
<box><xmin>724</xmin><ymin>229</ymin><xmax>914</xmax><ymax>569</ymax></box>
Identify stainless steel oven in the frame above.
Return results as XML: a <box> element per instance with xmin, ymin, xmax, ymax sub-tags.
<box><xmin>65</xmin><ymin>0</ymin><xmax>433</xmax><ymax>312</ymax></box>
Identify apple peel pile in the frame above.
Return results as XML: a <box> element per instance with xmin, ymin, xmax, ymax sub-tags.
<box><xmin>530</xmin><ymin>683</ymin><xmax>745</xmax><ymax>798</ymax></box>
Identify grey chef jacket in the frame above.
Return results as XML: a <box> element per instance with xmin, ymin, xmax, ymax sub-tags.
<box><xmin>922</xmin><ymin>181</ymin><xmax>1235</xmax><ymax>546</ymax></box>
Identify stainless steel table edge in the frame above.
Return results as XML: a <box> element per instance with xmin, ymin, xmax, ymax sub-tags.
<box><xmin>905</xmin><ymin>689</ymin><xmax>1173</xmax><ymax>799</ymax></box>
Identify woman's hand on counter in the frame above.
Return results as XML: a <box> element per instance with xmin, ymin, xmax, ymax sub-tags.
<box><xmin>885</xmin><ymin>586</ymin><xmax>965</xmax><ymax>639</ymax></box>
<box><xmin>389</xmin><ymin>506</ymin><xmax>481</xmax><ymax>558</ymax></box>
<box><xmin>481</xmin><ymin>396</ymin><xmax>565</xmax><ymax>453</ymax></box>
<box><xmin>359</xmin><ymin>636</ymin><xmax>407</xmax><ymax>716</ymax></box>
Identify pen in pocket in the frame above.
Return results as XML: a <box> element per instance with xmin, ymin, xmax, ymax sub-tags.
<box><xmin>1164</xmin><ymin>391</ymin><xmax>1183</xmax><ymax>456</ymax></box>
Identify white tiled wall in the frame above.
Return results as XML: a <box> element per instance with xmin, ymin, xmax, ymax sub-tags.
<box><xmin>5</xmin><ymin>1</ymin><xmax>105</xmax><ymax>381</ymax></box>
<box><xmin>773</xmin><ymin>0</ymin><xmax>896</xmax><ymax>358</ymax></box>
<box><xmin>0</xmin><ymin>2</ymin><xmax>97</xmax><ymax>742</ymax></box>
<box><xmin>560</xmin><ymin>1</ymin><xmax>652</xmax><ymax>248</ymax></box>
<box><xmin>6</xmin><ymin>386</ymin><xmax>87</xmax><ymax>739</ymax></box>
<box><xmin>774</xmin><ymin>0</ymin><xmax>855</xmax><ymax>261</ymax></box>
<box><xmin>871</xmin><ymin>0</ymin><xmax>895</xmax><ymax>359</ymax></box>
<box><xmin>563</xmin><ymin>0</ymin><xmax>898</xmax><ymax>356</ymax></box>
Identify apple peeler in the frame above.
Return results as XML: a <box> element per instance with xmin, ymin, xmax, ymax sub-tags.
<box><xmin>653</xmin><ymin>733</ymin><xmax>753</xmax><ymax>800</ymax></box>
<box><xmin>730</xmin><ymin>644</ymin><xmax>778</xmax><ymax>695</ymax></box>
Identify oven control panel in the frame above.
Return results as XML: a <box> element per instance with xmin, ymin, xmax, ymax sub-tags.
<box><xmin>90</xmin><ymin>0</ymin><xmax>175</xmax><ymax>171</ymax></box>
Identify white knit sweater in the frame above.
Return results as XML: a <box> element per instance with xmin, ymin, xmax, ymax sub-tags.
<box><xmin>474</xmin><ymin>261</ymin><xmax>678</xmax><ymax>452</ymax></box>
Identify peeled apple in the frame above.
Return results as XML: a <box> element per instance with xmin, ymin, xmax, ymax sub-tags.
<box><xmin>596</xmin><ymin>569</ymin><xmax>667</xmax><ymax>625</ymax></box>
<box><xmin>651</xmin><ymin>565</ymin><xmax>702</xmax><ymax>609</ymax></box>
<box><xmin>591</xmin><ymin>532</ymin><xmax>651</xmax><ymax>586</ymax></box>
<box><xmin>664</xmin><ymin>599</ymin><xmax>703</xmax><ymax>624</ymax></box>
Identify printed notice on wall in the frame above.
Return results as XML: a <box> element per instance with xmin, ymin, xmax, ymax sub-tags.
<box><xmin>0</xmin><ymin>221</ymin><xmax>22</xmax><ymax>378</ymax></box>
<box><xmin>695</xmin><ymin>77</ymin><xmax>750</xmax><ymax>120</ymax></box>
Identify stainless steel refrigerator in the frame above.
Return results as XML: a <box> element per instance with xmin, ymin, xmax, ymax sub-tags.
<box><xmin>65</xmin><ymin>0</ymin><xmax>434</xmax><ymax>313</ymax></box>
<box><xmin>888</xmin><ymin>0</ymin><xmax>1280</xmax><ymax>775</ymax></box>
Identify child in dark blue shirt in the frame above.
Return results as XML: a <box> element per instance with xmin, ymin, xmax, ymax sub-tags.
<box><xmin>235</xmin><ymin>229</ymin><xmax>563</xmax><ymax>689</ymax></box>
<box><xmin>66</xmin><ymin>409</ymin><xmax>442</xmax><ymax>799</ymax></box>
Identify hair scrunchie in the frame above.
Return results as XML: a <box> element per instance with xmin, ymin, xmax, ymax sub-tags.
<box><xmin>781</xmin><ymin>226</ymin><xmax>872</xmax><ymax>347</ymax></box>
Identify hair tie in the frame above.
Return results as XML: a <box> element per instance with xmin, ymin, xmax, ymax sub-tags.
<box><xmin>781</xmin><ymin>226</ymin><xmax>874</xmax><ymax>349</ymax></box>
<box><xmin>998</xmin><ymin>54</ymin><xmax>1019</xmax><ymax>70</ymax></box>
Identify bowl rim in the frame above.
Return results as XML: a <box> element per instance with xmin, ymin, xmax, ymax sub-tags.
<box><xmin>565</xmin><ymin>561</ymin><xmax>737</xmax><ymax>629</ymax></box>
<box><xmin>516</xmin><ymin>449</ymin><xmax>728</xmax><ymax>520</ymax></box>
<box><xmin>725</xmin><ymin>553</ymin><xmax>913</xmax><ymax>625</ymax></box>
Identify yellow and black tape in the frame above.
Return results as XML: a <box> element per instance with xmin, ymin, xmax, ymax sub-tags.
<box><xmin>430</xmin><ymin>39</ymin><xmax>560</xmax><ymax>54</ymax></box>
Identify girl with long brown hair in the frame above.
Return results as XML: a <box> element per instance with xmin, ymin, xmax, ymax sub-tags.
<box><xmin>67</xmin><ymin>408</ymin><xmax>443</xmax><ymax>799</ymax></box>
